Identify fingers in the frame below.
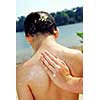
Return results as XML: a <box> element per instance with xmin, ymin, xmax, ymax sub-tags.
<box><xmin>59</xmin><ymin>66</ymin><xmax>70</xmax><ymax>77</ymax></box>
<box><xmin>41</xmin><ymin>50</ymin><xmax>69</xmax><ymax>71</ymax></box>
<box><xmin>40</xmin><ymin>57</ymin><xmax>56</xmax><ymax>80</ymax></box>
<box><xmin>45</xmin><ymin>50</ymin><xmax>70</xmax><ymax>70</ymax></box>
<box><xmin>40</xmin><ymin>60</ymin><xmax>48</xmax><ymax>71</ymax></box>
<box><xmin>41</xmin><ymin>56</ymin><xmax>56</xmax><ymax>74</ymax></box>
<box><xmin>44</xmin><ymin>50</ymin><xmax>60</xmax><ymax>64</ymax></box>
<box><xmin>43</xmin><ymin>50</ymin><xmax>66</xmax><ymax>68</ymax></box>
<box><xmin>40</xmin><ymin>50</ymin><xmax>70</xmax><ymax>77</ymax></box>
<box><xmin>41</xmin><ymin>60</ymin><xmax>54</xmax><ymax>79</ymax></box>
<box><xmin>42</xmin><ymin>51</ymin><xmax>58</xmax><ymax>69</ymax></box>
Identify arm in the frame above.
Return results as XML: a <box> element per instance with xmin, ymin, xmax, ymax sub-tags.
<box><xmin>40</xmin><ymin>50</ymin><xmax>83</xmax><ymax>93</ymax></box>
<box><xmin>66</xmin><ymin>50</ymin><xmax>83</xmax><ymax>77</ymax></box>
<box><xmin>64</xmin><ymin>75</ymin><xmax>83</xmax><ymax>93</ymax></box>
<box><xmin>64</xmin><ymin>50</ymin><xmax>83</xmax><ymax>93</ymax></box>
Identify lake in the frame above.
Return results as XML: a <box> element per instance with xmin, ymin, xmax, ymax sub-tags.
<box><xmin>16</xmin><ymin>23</ymin><xmax>83</xmax><ymax>63</ymax></box>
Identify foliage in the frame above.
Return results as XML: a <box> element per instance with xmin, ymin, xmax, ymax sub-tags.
<box><xmin>76</xmin><ymin>32</ymin><xmax>83</xmax><ymax>43</ymax></box>
<box><xmin>76</xmin><ymin>32</ymin><xmax>83</xmax><ymax>39</ymax></box>
<box><xmin>16</xmin><ymin>7</ymin><xmax>83</xmax><ymax>32</ymax></box>
<box><xmin>16</xmin><ymin>16</ymin><xmax>25</xmax><ymax>32</ymax></box>
<box><xmin>76</xmin><ymin>32</ymin><xmax>83</xmax><ymax>52</ymax></box>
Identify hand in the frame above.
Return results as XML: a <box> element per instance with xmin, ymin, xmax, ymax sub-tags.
<box><xmin>40</xmin><ymin>50</ymin><xmax>72</xmax><ymax>90</ymax></box>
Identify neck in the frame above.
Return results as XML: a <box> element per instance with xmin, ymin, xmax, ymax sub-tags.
<box><xmin>32</xmin><ymin>35</ymin><xmax>56</xmax><ymax>53</ymax></box>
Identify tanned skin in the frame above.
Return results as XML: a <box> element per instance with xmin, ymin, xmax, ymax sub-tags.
<box><xmin>16</xmin><ymin>33</ymin><xmax>83</xmax><ymax>100</ymax></box>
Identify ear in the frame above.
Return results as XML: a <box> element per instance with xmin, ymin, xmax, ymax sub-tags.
<box><xmin>25</xmin><ymin>34</ymin><xmax>33</xmax><ymax>45</ymax></box>
<box><xmin>53</xmin><ymin>29</ymin><xmax>59</xmax><ymax>39</ymax></box>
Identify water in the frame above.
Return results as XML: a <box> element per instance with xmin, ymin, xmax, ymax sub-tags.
<box><xmin>16</xmin><ymin>23</ymin><xmax>83</xmax><ymax>63</ymax></box>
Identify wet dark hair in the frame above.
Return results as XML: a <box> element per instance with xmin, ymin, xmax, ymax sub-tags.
<box><xmin>24</xmin><ymin>11</ymin><xmax>57</xmax><ymax>37</ymax></box>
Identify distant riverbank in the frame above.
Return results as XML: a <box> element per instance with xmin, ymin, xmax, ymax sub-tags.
<box><xmin>16</xmin><ymin>7</ymin><xmax>83</xmax><ymax>32</ymax></box>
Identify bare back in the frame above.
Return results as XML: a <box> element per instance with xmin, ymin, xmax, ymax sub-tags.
<box><xmin>17</xmin><ymin>43</ymin><xmax>82</xmax><ymax>100</ymax></box>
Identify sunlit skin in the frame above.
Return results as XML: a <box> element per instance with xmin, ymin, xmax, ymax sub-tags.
<box><xmin>16</xmin><ymin>11</ymin><xmax>83</xmax><ymax>100</ymax></box>
<box><xmin>16</xmin><ymin>31</ymin><xmax>83</xmax><ymax>100</ymax></box>
<box><xmin>40</xmin><ymin>50</ymin><xmax>83</xmax><ymax>94</ymax></box>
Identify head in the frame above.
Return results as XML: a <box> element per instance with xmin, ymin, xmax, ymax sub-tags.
<box><xmin>24</xmin><ymin>11</ymin><xmax>59</xmax><ymax>46</ymax></box>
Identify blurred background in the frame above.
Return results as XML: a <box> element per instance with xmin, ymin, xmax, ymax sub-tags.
<box><xmin>16</xmin><ymin>0</ymin><xmax>83</xmax><ymax>64</ymax></box>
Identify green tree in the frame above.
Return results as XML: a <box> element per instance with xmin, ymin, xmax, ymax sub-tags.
<box><xmin>16</xmin><ymin>16</ymin><xmax>25</xmax><ymax>32</ymax></box>
<box><xmin>76</xmin><ymin>32</ymin><xmax>83</xmax><ymax>43</ymax></box>
<box><xmin>74</xmin><ymin>7</ymin><xmax>83</xmax><ymax>22</ymax></box>
<box><xmin>16</xmin><ymin>7</ymin><xmax>83</xmax><ymax>32</ymax></box>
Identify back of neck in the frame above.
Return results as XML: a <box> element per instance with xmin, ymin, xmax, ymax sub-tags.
<box><xmin>32</xmin><ymin>35</ymin><xmax>57</xmax><ymax>53</ymax></box>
